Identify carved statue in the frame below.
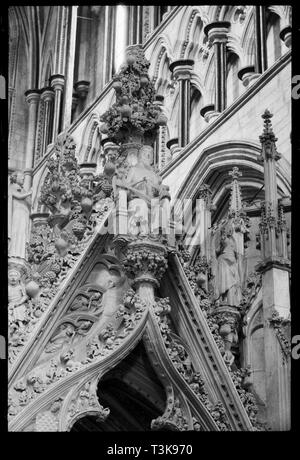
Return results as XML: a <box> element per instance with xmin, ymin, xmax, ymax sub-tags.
<box><xmin>115</xmin><ymin>145</ymin><xmax>170</xmax><ymax>236</ymax></box>
<box><xmin>212</xmin><ymin>221</ymin><xmax>242</xmax><ymax>307</ymax></box>
<box><xmin>8</xmin><ymin>269</ymin><xmax>28</xmax><ymax>327</ymax></box>
<box><xmin>8</xmin><ymin>171</ymin><xmax>32</xmax><ymax>260</ymax></box>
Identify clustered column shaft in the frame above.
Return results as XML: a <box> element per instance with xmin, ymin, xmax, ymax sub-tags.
<box><xmin>204</xmin><ymin>21</ymin><xmax>230</xmax><ymax>113</ymax></box>
<box><xmin>169</xmin><ymin>59</ymin><xmax>194</xmax><ymax>148</ymax></box>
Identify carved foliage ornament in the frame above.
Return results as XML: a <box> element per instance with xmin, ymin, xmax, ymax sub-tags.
<box><xmin>100</xmin><ymin>46</ymin><xmax>167</xmax><ymax>145</ymax></box>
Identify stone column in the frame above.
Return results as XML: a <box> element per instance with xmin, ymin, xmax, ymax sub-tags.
<box><xmin>169</xmin><ymin>59</ymin><xmax>194</xmax><ymax>148</ymax></box>
<box><xmin>204</xmin><ymin>21</ymin><xmax>230</xmax><ymax>113</ymax></box>
<box><xmin>256</xmin><ymin>109</ymin><xmax>290</xmax><ymax>431</ymax></box>
<box><xmin>40</xmin><ymin>87</ymin><xmax>55</xmax><ymax>157</ymax></box>
<box><xmin>61</xmin><ymin>6</ymin><xmax>78</xmax><ymax>131</ymax></box>
<box><xmin>105</xmin><ymin>6</ymin><xmax>116</xmax><ymax>80</ymax></box>
<box><xmin>136</xmin><ymin>6</ymin><xmax>143</xmax><ymax>44</ymax></box>
<box><xmin>50</xmin><ymin>74</ymin><xmax>64</xmax><ymax>143</ymax></box>
<box><xmin>254</xmin><ymin>6</ymin><xmax>268</xmax><ymax>73</ymax></box>
<box><xmin>24</xmin><ymin>89</ymin><xmax>40</xmax><ymax>189</ymax></box>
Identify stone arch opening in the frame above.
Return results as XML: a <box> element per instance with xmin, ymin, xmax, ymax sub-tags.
<box><xmin>71</xmin><ymin>341</ymin><xmax>166</xmax><ymax>431</ymax></box>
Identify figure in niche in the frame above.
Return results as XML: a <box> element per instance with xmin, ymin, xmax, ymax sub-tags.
<box><xmin>211</xmin><ymin>220</ymin><xmax>242</xmax><ymax>307</ymax></box>
<box><xmin>44</xmin><ymin>323</ymin><xmax>75</xmax><ymax>354</ymax></box>
<box><xmin>8</xmin><ymin>171</ymin><xmax>32</xmax><ymax>260</ymax></box>
<box><xmin>115</xmin><ymin>145</ymin><xmax>170</xmax><ymax>236</ymax></box>
<box><xmin>8</xmin><ymin>269</ymin><xmax>28</xmax><ymax>328</ymax></box>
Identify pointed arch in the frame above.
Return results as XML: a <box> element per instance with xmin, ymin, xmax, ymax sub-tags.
<box><xmin>78</xmin><ymin>112</ymin><xmax>102</xmax><ymax>163</ymax></box>
<box><xmin>175</xmin><ymin>7</ymin><xmax>208</xmax><ymax>60</ymax></box>
<box><xmin>155</xmin><ymin>50</ymin><xmax>171</xmax><ymax>95</ymax></box>
<box><xmin>175</xmin><ymin>141</ymin><xmax>291</xmax><ymax>204</ymax></box>
<box><xmin>148</xmin><ymin>34</ymin><xmax>173</xmax><ymax>82</ymax></box>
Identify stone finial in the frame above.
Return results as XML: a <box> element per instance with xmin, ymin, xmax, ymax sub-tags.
<box><xmin>259</xmin><ymin>109</ymin><xmax>281</xmax><ymax>162</ymax></box>
<box><xmin>228</xmin><ymin>167</ymin><xmax>243</xmax><ymax>214</ymax></box>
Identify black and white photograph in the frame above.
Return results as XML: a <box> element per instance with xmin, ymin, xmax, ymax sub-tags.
<box><xmin>4</xmin><ymin>4</ymin><xmax>295</xmax><ymax>436</ymax></box>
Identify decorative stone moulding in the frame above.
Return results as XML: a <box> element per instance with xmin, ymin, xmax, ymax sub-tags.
<box><xmin>279</xmin><ymin>25</ymin><xmax>292</xmax><ymax>48</ymax></box>
<box><xmin>40</xmin><ymin>86</ymin><xmax>55</xmax><ymax>102</ymax></box>
<box><xmin>30</xmin><ymin>212</ymin><xmax>51</xmax><ymax>227</ymax></box>
<box><xmin>204</xmin><ymin>21</ymin><xmax>231</xmax><ymax>43</ymax></box>
<box><xmin>50</xmin><ymin>74</ymin><xmax>65</xmax><ymax>90</ymax></box>
<box><xmin>79</xmin><ymin>163</ymin><xmax>97</xmax><ymax>178</ymax></box>
<box><xmin>24</xmin><ymin>89</ymin><xmax>40</xmax><ymax>103</ymax></box>
<box><xmin>166</xmin><ymin>138</ymin><xmax>180</xmax><ymax>158</ymax></box>
<box><xmin>237</xmin><ymin>66</ymin><xmax>260</xmax><ymax>87</ymax></box>
<box><xmin>169</xmin><ymin>59</ymin><xmax>194</xmax><ymax>80</ymax></box>
<box><xmin>200</xmin><ymin>104</ymin><xmax>220</xmax><ymax>123</ymax></box>
<box><xmin>74</xmin><ymin>80</ymin><xmax>90</xmax><ymax>99</ymax></box>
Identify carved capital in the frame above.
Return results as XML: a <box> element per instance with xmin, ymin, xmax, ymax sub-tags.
<box><xmin>40</xmin><ymin>87</ymin><xmax>55</xmax><ymax>102</ymax></box>
<box><xmin>24</xmin><ymin>89</ymin><xmax>40</xmax><ymax>104</ymax></box>
<box><xmin>169</xmin><ymin>59</ymin><xmax>194</xmax><ymax>80</ymax></box>
<box><xmin>204</xmin><ymin>21</ymin><xmax>231</xmax><ymax>44</ymax></box>
<box><xmin>50</xmin><ymin>74</ymin><xmax>65</xmax><ymax>91</ymax></box>
<box><xmin>122</xmin><ymin>240</ymin><xmax>168</xmax><ymax>287</ymax></box>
